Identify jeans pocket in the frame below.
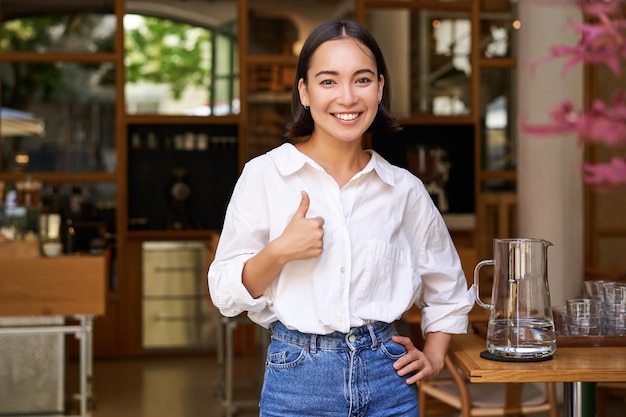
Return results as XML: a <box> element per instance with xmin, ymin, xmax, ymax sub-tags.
<box><xmin>265</xmin><ymin>337</ymin><xmax>307</xmax><ymax>370</ymax></box>
<box><xmin>379</xmin><ymin>338</ymin><xmax>407</xmax><ymax>360</ymax></box>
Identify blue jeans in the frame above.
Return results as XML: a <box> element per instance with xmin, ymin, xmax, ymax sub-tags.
<box><xmin>259</xmin><ymin>321</ymin><xmax>419</xmax><ymax>417</ymax></box>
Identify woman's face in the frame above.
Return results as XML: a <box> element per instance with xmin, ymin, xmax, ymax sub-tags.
<box><xmin>298</xmin><ymin>38</ymin><xmax>384</xmax><ymax>145</ymax></box>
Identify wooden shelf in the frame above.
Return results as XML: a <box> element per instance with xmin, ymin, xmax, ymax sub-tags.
<box><xmin>362</xmin><ymin>0</ymin><xmax>471</xmax><ymax>11</ymax></box>
<box><xmin>125</xmin><ymin>114</ymin><xmax>240</xmax><ymax>125</ymax></box>
<box><xmin>248</xmin><ymin>91</ymin><xmax>292</xmax><ymax>104</ymax></box>
<box><xmin>125</xmin><ymin>229</ymin><xmax>219</xmax><ymax>241</ymax></box>
<box><xmin>0</xmin><ymin>51</ymin><xmax>117</xmax><ymax>63</ymax></box>
<box><xmin>395</xmin><ymin>114</ymin><xmax>475</xmax><ymax>125</ymax></box>
<box><xmin>246</xmin><ymin>54</ymin><xmax>298</xmax><ymax>65</ymax></box>
<box><xmin>0</xmin><ymin>172</ymin><xmax>117</xmax><ymax>183</ymax></box>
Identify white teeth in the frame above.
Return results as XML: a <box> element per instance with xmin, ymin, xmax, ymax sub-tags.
<box><xmin>334</xmin><ymin>113</ymin><xmax>359</xmax><ymax>121</ymax></box>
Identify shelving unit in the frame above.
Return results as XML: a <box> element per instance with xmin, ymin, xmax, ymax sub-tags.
<box><xmin>239</xmin><ymin>6</ymin><xmax>299</xmax><ymax>162</ymax></box>
<box><xmin>0</xmin><ymin>0</ymin><xmax>239</xmax><ymax>357</ymax></box>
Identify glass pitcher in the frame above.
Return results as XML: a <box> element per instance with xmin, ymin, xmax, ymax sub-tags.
<box><xmin>474</xmin><ymin>238</ymin><xmax>556</xmax><ymax>359</ymax></box>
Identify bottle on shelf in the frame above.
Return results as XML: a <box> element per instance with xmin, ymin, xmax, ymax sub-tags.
<box><xmin>39</xmin><ymin>185</ymin><xmax>63</xmax><ymax>256</ymax></box>
<box><xmin>64</xmin><ymin>218</ymin><xmax>76</xmax><ymax>254</ymax></box>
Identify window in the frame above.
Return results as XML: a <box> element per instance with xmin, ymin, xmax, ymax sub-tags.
<box><xmin>124</xmin><ymin>15</ymin><xmax>239</xmax><ymax>116</ymax></box>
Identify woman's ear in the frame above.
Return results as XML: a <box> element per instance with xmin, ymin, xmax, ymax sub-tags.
<box><xmin>298</xmin><ymin>78</ymin><xmax>309</xmax><ymax>108</ymax></box>
<box><xmin>378</xmin><ymin>74</ymin><xmax>384</xmax><ymax>104</ymax></box>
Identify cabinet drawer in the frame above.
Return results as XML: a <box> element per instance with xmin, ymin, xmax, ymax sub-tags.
<box><xmin>142</xmin><ymin>298</ymin><xmax>218</xmax><ymax>349</ymax></box>
<box><xmin>142</xmin><ymin>242</ymin><xmax>204</xmax><ymax>296</ymax></box>
<box><xmin>143</xmin><ymin>266</ymin><xmax>203</xmax><ymax>296</ymax></box>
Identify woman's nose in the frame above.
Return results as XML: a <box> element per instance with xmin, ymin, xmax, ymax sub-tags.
<box><xmin>337</xmin><ymin>84</ymin><xmax>358</xmax><ymax>105</ymax></box>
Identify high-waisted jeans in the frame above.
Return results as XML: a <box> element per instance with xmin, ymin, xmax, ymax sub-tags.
<box><xmin>259</xmin><ymin>321</ymin><xmax>419</xmax><ymax>417</ymax></box>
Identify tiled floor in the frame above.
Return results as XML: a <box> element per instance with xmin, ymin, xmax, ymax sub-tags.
<box><xmin>91</xmin><ymin>356</ymin><xmax>258</xmax><ymax>417</ymax></box>
<box><xmin>73</xmin><ymin>355</ymin><xmax>626</xmax><ymax>417</ymax></box>
<box><xmin>68</xmin><ymin>355</ymin><xmax>261</xmax><ymax>417</ymax></box>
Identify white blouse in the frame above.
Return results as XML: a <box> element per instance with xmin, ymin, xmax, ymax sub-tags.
<box><xmin>208</xmin><ymin>143</ymin><xmax>476</xmax><ymax>335</ymax></box>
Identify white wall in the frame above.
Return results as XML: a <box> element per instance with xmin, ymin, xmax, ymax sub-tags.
<box><xmin>517</xmin><ymin>1</ymin><xmax>585</xmax><ymax>306</ymax></box>
<box><xmin>367</xmin><ymin>10</ymin><xmax>411</xmax><ymax>115</ymax></box>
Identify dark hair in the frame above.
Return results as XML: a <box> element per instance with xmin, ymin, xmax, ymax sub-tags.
<box><xmin>285</xmin><ymin>20</ymin><xmax>401</xmax><ymax>140</ymax></box>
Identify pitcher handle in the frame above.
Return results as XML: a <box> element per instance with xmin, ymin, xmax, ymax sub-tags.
<box><xmin>474</xmin><ymin>259</ymin><xmax>495</xmax><ymax>310</ymax></box>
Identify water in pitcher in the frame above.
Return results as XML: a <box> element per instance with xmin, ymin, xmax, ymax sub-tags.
<box><xmin>475</xmin><ymin>238</ymin><xmax>557</xmax><ymax>360</ymax></box>
<box><xmin>486</xmin><ymin>318</ymin><xmax>556</xmax><ymax>358</ymax></box>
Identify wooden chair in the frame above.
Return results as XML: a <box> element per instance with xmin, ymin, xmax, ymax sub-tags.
<box><xmin>475</xmin><ymin>191</ymin><xmax>517</xmax><ymax>297</ymax></box>
<box><xmin>418</xmin><ymin>356</ymin><xmax>559</xmax><ymax>417</ymax></box>
<box><xmin>597</xmin><ymin>382</ymin><xmax>626</xmax><ymax>417</ymax></box>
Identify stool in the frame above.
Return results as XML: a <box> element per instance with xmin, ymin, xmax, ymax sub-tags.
<box><xmin>218</xmin><ymin>315</ymin><xmax>268</xmax><ymax>417</ymax></box>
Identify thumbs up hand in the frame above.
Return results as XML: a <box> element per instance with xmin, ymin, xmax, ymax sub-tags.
<box><xmin>240</xmin><ymin>191</ymin><xmax>325</xmax><ymax>298</ymax></box>
<box><xmin>276</xmin><ymin>191</ymin><xmax>325</xmax><ymax>262</ymax></box>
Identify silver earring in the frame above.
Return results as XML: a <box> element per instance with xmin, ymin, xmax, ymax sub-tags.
<box><xmin>304</xmin><ymin>105</ymin><xmax>309</xmax><ymax>110</ymax></box>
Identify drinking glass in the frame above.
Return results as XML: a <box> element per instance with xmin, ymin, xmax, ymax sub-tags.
<box><xmin>551</xmin><ymin>306</ymin><xmax>568</xmax><ymax>336</ymax></box>
<box><xmin>583</xmin><ymin>280</ymin><xmax>607</xmax><ymax>302</ymax></box>
<box><xmin>604</xmin><ymin>303</ymin><xmax>626</xmax><ymax>336</ymax></box>
<box><xmin>566</xmin><ymin>298</ymin><xmax>603</xmax><ymax>336</ymax></box>
<box><xmin>603</xmin><ymin>282</ymin><xmax>626</xmax><ymax>305</ymax></box>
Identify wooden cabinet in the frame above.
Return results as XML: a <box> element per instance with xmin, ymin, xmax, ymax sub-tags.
<box><xmin>141</xmin><ymin>241</ymin><xmax>219</xmax><ymax>350</ymax></box>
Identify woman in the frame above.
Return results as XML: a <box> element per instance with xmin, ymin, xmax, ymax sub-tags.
<box><xmin>208</xmin><ymin>19</ymin><xmax>475</xmax><ymax>417</ymax></box>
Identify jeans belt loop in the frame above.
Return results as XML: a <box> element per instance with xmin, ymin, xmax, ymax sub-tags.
<box><xmin>367</xmin><ymin>323</ymin><xmax>379</xmax><ymax>350</ymax></box>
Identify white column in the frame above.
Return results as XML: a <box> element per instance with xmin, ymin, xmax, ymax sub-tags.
<box><xmin>517</xmin><ymin>1</ymin><xmax>584</xmax><ymax>305</ymax></box>
<box><xmin>368</xmin><ymin>9</ymin><xmax>411</xmax><ymax>115</ymax></box>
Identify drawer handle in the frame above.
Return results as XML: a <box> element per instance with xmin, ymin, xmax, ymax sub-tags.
<box><xmin>154</xmin><ymin>267</ymin><xmax>197</xmax><ymax>273</ymax></box>
<box><xmin>155</xmin><ymin>314</ymin><xmax>196</xmax><ymax>322</ymax></box>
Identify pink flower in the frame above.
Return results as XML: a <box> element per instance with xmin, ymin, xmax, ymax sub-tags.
<box><xmin>580</xmin><ymin>96</ymin><xmax>626</xmax><ymax>147</ymax></box>
<box><xmin>521</xmin><ymin>99</ymin><xmax>583</xmax><ymax>137</ymax></box>
<box><xmin>530</xmin><ymin>0</ymin><xmax>626</xmax><ymax>75</ymax></box>
<box><xmin>578</xmin><ymin>0</ymin><xmax>622</xmax><ymax>17</ymax></box>
<box><xmin>545</xmin><ymin>20</ymin><xmax>626</xmax><ymax>75</ymax></box>
<box><xmin>582</xmin><ymin>157</ymin><xmax>626</xmax><ymax>189</ymax></box>
<box><xmin>522</xmin><ymin>92</ymin><xmax>626</xmax><ymax>146</ymax></box>
<box><xmin>525</xmin><ymin>0</ymin><xmax>626</xmax><ymax>188</ymax></box>
<box><xmin>522</xmin><ymin>94</ymin><xmax>626</xmax><ymax>187</ymax></box>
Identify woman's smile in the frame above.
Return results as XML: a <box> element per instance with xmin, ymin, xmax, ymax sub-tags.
<box><xmin>333</xmin><ymin>112</ymin><xmax>361</xmax><ymax>121</ymax></box>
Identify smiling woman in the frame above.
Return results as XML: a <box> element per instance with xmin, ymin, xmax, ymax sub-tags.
<box><xmin>209</xmin><ymin>18</ymin><xmax>475</xmax><ymax>417</ymax></box>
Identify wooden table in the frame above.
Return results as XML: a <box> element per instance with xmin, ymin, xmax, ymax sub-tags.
<box><xmin>0</xmin><ymin>249</ymin><xmax>105</xmax><ymax>417</ymax></box>
<box><xmin>448</xmin><ymin>334</ymin><xmax>626</xmax><ymax>417</ymax></box>
<box><xmin>0</xmin><ymin>254</ymin><xmax>105</xmax><ymax>316</ymax></box>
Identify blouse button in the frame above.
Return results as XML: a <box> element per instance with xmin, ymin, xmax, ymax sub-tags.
<box><xmin>340</xmin><ymin>266</ymin><xmax>345</xmax><ymax>273</ymax></box>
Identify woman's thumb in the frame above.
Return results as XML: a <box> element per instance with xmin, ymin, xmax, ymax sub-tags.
<box><xmin>294</xmin><ymin>190</ymin><xmax>310</xmax><ymax>218</ymax></box>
